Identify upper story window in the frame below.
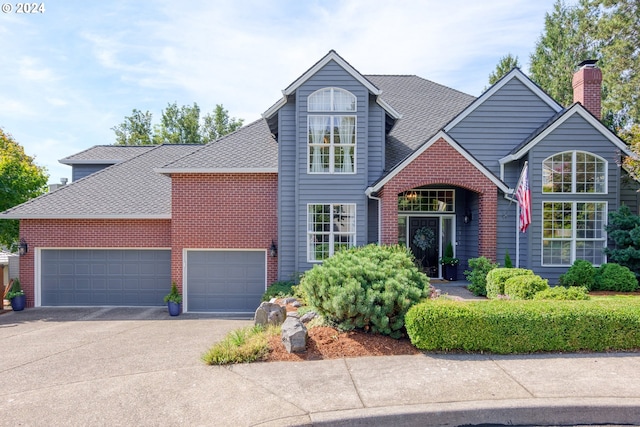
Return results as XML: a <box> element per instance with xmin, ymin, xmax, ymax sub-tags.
<box><xmin>542</xmin><ymin>151</ymin><xmax>606</xmax><ymax>193</ymax></box>
<box><xmin>308</xmin><ymin>88</ymin><xmax>356</xmax><ymax>112</ymax></box>
<box><xmin>308</xmin><ymin>88</ymin><xmax>356</xmax><ymax>174</ymax></box>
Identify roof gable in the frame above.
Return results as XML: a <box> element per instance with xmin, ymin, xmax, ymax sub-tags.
<box><xmin>500</xmin><ymin>103</ymin><xmax>634</xmax><ymax>164</ymax></box>
<box><xmin>367</xmin><ymin>131</ymin><xmax>510</xmax><ymax>194</ymax></box>
<box><xmin>444</xmin><ymin>68</ymin><xmax>563</xmax><ymax>132</ymax></box>
<box><xmin>263</xmin><ymin>50</ymin><xmax>400</xmax><ymax>120</ymax></box>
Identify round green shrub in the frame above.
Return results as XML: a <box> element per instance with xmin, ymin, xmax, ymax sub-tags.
<box><xmin>299</xmin><ymin>244</ymin><xmax>430</xmax><ymax>338</ymax></box>
<box><xmin>533</xmin><ymin>286</ymin><xmax>590</xmax><ymax>300</ymax></box>
<box><xmin>463</xmin><ymin>256</ymin><xmax>498</xmax><ymax>297</ymax></box>
<box><xmin>485</xmin><ymin>268</ymin><xmax>534</xmax><ymax>299</ymax></box>
<box><xmin>261</xmin><ymin>280</ymin><xmax>296</xmax><ymax>301</ymax></box>
<box><xmin>558</xmin><ymin>259</ymin><xmax>596</xmax><ymax>289</ymax></box>
<box><xmin>594</xmin><ymin>263</ymin><xmax>638</xmax><ymax>292</ymax></box>
<box><xmin>503</xmin><ymin>275</ymin><xmax>549</xmax><ymax>300</ymax></box>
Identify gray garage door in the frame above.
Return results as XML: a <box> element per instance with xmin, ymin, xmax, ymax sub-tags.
<box><xmin>41</xmin><ymin>249</ymin><xmax>171</xmax><ymax>306</ymax></box>
<box><xmin>186</xmin><ymin>250</ymin><xmax>265</xmax><ymax>312</ymax></box>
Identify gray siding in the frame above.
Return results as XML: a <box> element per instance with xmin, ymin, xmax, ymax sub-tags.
<box><xmin>527</xmin><ymin>114</ymin><xmax>622</xmax><ymax>283</ymax></box>
<box><xmin>448</xmin><ymin>79</ymin><xmax>557</xmax><ymax>177</ymax></box>
<box><xmin>72</xmin><ymin>164</ymin><xmax>113</xmax><ymax>181</ymax></box>
<box><xmin>367</xmin><ymin>198</ymin><xmax>379</xmax><ymax>244</ymax></box>
<box><xmin>496</xmin><ymin>161</ymin><xmax>528</xmax><ymax>268</ymax></box>
<box><xmin>277</xmin><ymin>60</ymin><xmax>385</xmax><ymax>278</ymax></box>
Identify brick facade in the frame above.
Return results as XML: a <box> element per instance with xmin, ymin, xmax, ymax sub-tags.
<box><xmin>379</xmin><ymin>137</ymin><xmax>498</xmax><ymax>261</ymax></box>
<box><xmin>18</xmin><ymin>218</ymin><xmax>171</xmax><ymax>307</ymax></box>
<box><xmin>170</xmin><ymin>173</ymin><xmax>278</xmax><ymax>293</ymax></box>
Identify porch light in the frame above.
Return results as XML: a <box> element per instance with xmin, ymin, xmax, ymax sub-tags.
<box><xmin>464</xmin><ymin>209</ymin><xmax>472</xmax><ymax>224</ymax></box>
<box><xmin>18</xmin><ymin>238</ymin><xmax>28</xmax><ymax>256</ymax></box>
<box><xmin>269</xmin><ymin>240</ymin><xmax>278</xmax><ymax>258</ymax></box>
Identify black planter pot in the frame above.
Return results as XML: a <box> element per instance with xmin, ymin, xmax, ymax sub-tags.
<box><xmin>167</xmin><ymin>301</ymin><xmax>181</xmax><ymax>316</ymax></box>
<box><xmin>10</xmin><ymin>294</ymin><xmax>26</xmax><ymax>311</ymax></box>
<box><xmin>443</xmin><ymin>264</ymin><xmax>458</xmax><ymax>281</ymax></box>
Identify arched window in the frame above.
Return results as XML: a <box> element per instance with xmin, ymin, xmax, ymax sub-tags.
<box><xmin>542</xmin><ymin>151</ymin><xmax>606</xmax><ymax>193</ymax></box>
<box><xmin>308</xmin><ymin>88</ymin><xmax>356</xmax><ymax>112</ymax></box>
<box><xmin>307</xmin><ymin>88</ymin><xmax>356</xmax><ymax>174</ymax></box>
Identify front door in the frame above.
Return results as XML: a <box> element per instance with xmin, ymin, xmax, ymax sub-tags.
<box><xmin>409</xmin><ymin>217</ymin><xmax>439</xmax><ymax>277</ymax></box>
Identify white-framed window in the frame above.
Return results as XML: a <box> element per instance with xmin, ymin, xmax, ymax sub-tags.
<box><xmin>542</xmin><ymin>151</ymin><xmax>607</xmax><ymax>193</ymax></box>
<box><xmin>308</xmin><ymin>115</ymin><xmax>356</xmax><ymax>173</ymax></box>
<box><xmin>542</xmin><ymin>201</ymin><xmax>607</xmax><ymax>266</ymax></box>
<box><xmin>308</xmin><ymin>87</ymin><xmax>356</xmax><ymax>112</ymax></box>
<box><xmin>307</xmin><ymin>203</ymin><xmax>356</xmax><ymax>262</ymax></box>
<box><xmin>307</xmin><ymin>88</ymin><xmax>356</xmax><ymax>174</ymax></box>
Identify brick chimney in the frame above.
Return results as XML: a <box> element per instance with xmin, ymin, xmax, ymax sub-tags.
<box><xmin>572</xmin><ymin>59</ymin><xmax>602</xmax><ymax>119</ymax></box>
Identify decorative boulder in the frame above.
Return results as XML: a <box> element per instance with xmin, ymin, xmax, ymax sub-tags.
<box><xmin>299</xmin><ymin>311</ymin><xmax>317</xmax><ymax>324</ymax></box>
<box><xmin>254</xmin><ymin>302</ymin><xmax>286</xmax><ymax>326</ymax></box>
<box><xmin>281</xmin><ymin>317</ymin><xmax>307</xmax><ymax>353</ymax></box>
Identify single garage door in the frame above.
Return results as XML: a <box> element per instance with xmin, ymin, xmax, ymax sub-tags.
<box><xmin>186</xmin><ymin>250</ymin><xmax>265</xmax><ymax>312</ymax></box>
<box><xmin>41</xmin><ymin>249</ymin><xmax>171</xmax><ymax>306</ymax></box>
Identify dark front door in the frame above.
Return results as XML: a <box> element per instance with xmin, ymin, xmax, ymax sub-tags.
<box><xmin>409</xmin><ymin>217</ymin><xmax>439</xmax><ymax>277</ymax></box>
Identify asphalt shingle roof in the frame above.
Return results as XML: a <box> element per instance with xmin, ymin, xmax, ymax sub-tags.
<box><xmin>160</xmin><ymin>119</ymin><xmax>277</xmax><ymax>170</ymax></box>
<box><xmin>365</xmin><ymin>75</ymin><xmax>476</xmax><ymax>170</ymax></box>
<box><xmin>2</xmin><ymin>145</ymin><xmax>199</xmax><ymax>218</ymax></box>
<box><xmin>59</xmin><ymin>145</ymin><xmax>156</xmax><ymax>164</ymax></box>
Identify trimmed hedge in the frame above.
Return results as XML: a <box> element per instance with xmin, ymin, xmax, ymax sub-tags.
<box><xmin>299</xmin><ymin>244</ymin><xmax>429</xmax><ymax>338</ymax></box>
<box><xmin>464</xmin><ymin>256</ymin><xmax>498</xmax><ymax>297</ymax></box>
<box><xmin>486</xmin><ymin>268</ymin><xmax>534</xmax><ymax>299</ymax></box>
<box><xmin>405</xmin><ymin>298</ymin><xmax>640</xmax><ymax>353</ymax></box>
<box><xmin>594</xmin><ymin>263</ymin><xmax>638</xmax><ymax>292</ymax></box>
<box><xmin>503</xmin><ymin>275</ymin><xmax>549</xmax><ymax>300</ymax></box>
<box><xmin>533</xmin><ymin>286</ymin><xmax>590</xmax><ymax>300</ymax></box>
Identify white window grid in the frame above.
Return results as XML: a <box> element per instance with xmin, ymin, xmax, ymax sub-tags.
<box><xmin>307</xmin><ymin>203</ymin><xmax>356</xmax><ymax>262</ymax></box>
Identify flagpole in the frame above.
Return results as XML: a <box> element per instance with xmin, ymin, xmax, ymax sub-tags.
<box><xmin>514</xmin><ymin>161</ymin><xmax>529</xmax><ymax>268</ymax></box>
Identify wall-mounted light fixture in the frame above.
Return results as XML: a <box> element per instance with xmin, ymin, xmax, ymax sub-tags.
<box><xmin>464</xmin><ymin>209</ymin><xmax>472</xmax><ymax>224</ymax></box>
<box><xmin>18</xmin><ymin>238</ymin><xmax>28</xmax><ymax>256</ymax></box>
<box><xmin>269</xmin><ymin>240</ymin><xmax>278</xmax><ymax>258</ymax></box>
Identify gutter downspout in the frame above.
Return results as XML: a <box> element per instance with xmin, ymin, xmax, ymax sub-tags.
<box><xmin>365</xmin><ymin>188</ymin><xmax>382</xmax><ymax>244</ymax></box>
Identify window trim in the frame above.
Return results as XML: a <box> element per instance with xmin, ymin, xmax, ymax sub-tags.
<box><xmin>307</xmin><ymin>87</ymin><xmax>357</xmax><ymax>112</ymax></box>
<box><xmin>541</xmin><ymin>200</ymin><xmax>607</xmax><ymax>267</ymax></box>
<box><xmin>307</xmin><ymin>114</ymin><xmax>357</xmax><ymax>174</ymax></box>
<box><xmin>542</xmin><ymin>150</ymin><xmax>607</xmax><ymax>194</ymax></box>
<box><xmin>306</xmin><ymin>203</ymin><xmax>357</xmax><ymax>263</ymax></box>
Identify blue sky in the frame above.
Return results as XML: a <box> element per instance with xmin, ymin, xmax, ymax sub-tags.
<box><xmin>0</xmin><ymin>0</ymin><xmax>570</xmax><ymax>184</ymax></box>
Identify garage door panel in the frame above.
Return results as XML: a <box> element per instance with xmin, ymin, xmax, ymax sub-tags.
<box><xmin>186</xmin><ymin>250</ymin><xmax>265</xmax><ymax>312</ymax></box>
<box><xmin>41</xmin><ymin>249</ymin><xmax>170</xmax><ymax>306</ymax></box>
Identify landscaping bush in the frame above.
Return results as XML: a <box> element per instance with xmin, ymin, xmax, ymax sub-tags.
<box><xmin>503</xmin><ymin>275</ymin><xmax>549</xmax><ymax>300</ymax></box>
<box><xmin>594</xmin><ymin>263</ymin><xmax>639</xmax><ymax>292</ymax></box>
<box><xmin>604</xmin><ymin>205</ymin><xmax>640</xmax><ymax>278</ymax></box>
<box><xmin>485</xmin><ymin>268</ymin><xmax>534</xmax><ymax>299</ymax></box>
<box><xmin>299</xmin><ymin>244</ymin><xmax>430</xmax><ymax>338</ymax></box>
<box><xmin>405</xmin><ymin>298</ymin><xmax>640</xmax><ymax>353</ymax></box>
<box><xmin>558</xmin><ymin>259</ymin><xmax>596</xmax><ymax>289</ymax></box>
<box><xmin>504</xmin><ymin>250</ymin><xmax>513</xmax><ymax>268</ymax></box>
<box><xmin>533</xmin><ymin>286</ymin><xmax>590</xmax><ymax>300</ymax></box>
<box><xmin>464</xmin><ymin>256</ymin><xmax>498</xmax><ymax>297</ymax></box>
<box><xmin>262</xmin><ymin>280</ymin><xmax>296</xmax><ymax>301</ymax></box>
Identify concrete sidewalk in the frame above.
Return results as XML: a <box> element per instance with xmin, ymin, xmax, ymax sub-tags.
<box><xmin>1</xmin><ymin>307</ymin><xmax>639</xmax><ymax>426</ymax></box>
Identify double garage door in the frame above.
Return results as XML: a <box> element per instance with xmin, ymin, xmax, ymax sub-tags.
<box><xmin>40</xmin><ymin>249</ymin><xmax>265</xmax><ymax>312</ymax></box>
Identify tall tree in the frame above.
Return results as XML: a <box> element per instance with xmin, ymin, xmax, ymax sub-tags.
<box><xmin>587</xmin><ymin>0</ymin><xmax>640</xmax><ymax>129</ymax></box>
<box><xmin>529</xmin><ymin>0</ymin><xmax>595</xmax><ymax>107</ymax></box>
<box><xmin>153</xmin><ymin>102</ymin><xmax>202</xmax><ymax>145</ymax></box>
<box><xmin>201</xmin><ymin>104</ymin><xmax>244</xmax><ymax>143</ymax></box>
<box><xmin>487</xmin><ymin>54</ymin><xmax>522</xmax><ymax>87</ymax></box>
<box><xmin>112</xmin><ymin>109</ymin><xmax>153</xmax><ymax>145</ymax></box>
<box><xmin>112</xmin><ymin>103</ymin><xmax>243</xmax><ymax>145</ymax></box>
<box><xmin>0</xmin><ymin>129</ymin><xmax>48</xmax><ymax>249</ymax></box>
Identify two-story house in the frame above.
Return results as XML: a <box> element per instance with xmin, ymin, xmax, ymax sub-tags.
<box><xmin>2</xmin><ymin>50</ymin><xmax>634</xmax><ymax>313</ymax></box>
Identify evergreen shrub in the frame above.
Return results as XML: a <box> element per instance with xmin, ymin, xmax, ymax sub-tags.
<box><xmin>405</xmin><ymin>298</ymin><xmax>640</xmax><ymax>353</ymax></box>
<box><xmin>559</xmin><ymin>259</ymin><xmax>596</xmax><ymax>289</ymax></box>
<box><xmin>262</xmin><ymin>280</ymin><xmax>296</xmax><ymax>301</ymax></box>
<box><xmin>299</xmin><ymin>244</ymin><xmax>430</xmax><ymax>338</ymax></box>
<box><xmin>464</xmin><ymin>256</ymin><xmax>498</xmax><ymax>297</ymax></box>
<box><xmin>486</xmin><ymin>268</ymin><xmax>534</xmax><ymax>299</ymax></box>
<box><xmin>503</xmin><ymin>275</ymin><xmax>549</xmax><ymax>300</ymax></box>
<box><xmin>594</xmin><ymin>263</ymin><xmax>638</xmax><ymax>292</ymax></box>
<box><xmin>533</xmin><ymin>286</ymin><xmax>590</xmax><ymax>300</ymax></box>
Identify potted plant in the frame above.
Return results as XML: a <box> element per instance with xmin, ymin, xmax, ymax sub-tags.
<box><xmin>164</xmin><ymin>281</ymin><xmax>182</xmax><ymax>316</ymax></box>
<box><xmin>440</xmin><ymin>242</ymin><xmax>459</xmax><ymax>281</ymax></box>
<box><xmin>6</xmin><ymin>278</ymin><xmax>26</xmax><ymax>311</ymax></box>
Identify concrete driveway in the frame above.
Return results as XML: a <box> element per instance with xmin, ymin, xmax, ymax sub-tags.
<box><xmin>0</xmin><ymin>307</ymin><xmax>256</xmax><ymax>426</ymax></box>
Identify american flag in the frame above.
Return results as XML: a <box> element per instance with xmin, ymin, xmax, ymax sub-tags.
<box><xmin>516</xmin><ymin>163</ymin><xmax>531</xmax><ymax>233</ymax></box>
